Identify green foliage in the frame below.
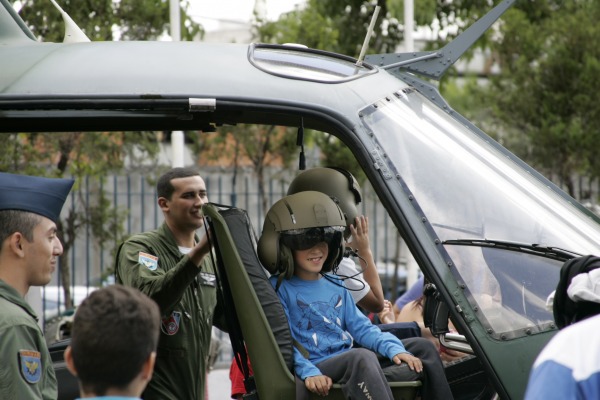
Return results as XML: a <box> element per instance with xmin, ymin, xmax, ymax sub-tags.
<box><xmin>388</xmin><ymin>0</ymin><xmax>437</xmax><ymax>26</ymax></box>
<box><xmin>476</xmin><ymin>0</ymin><xmax>600</xmax><ymax>196</ymax></box>
<box><xmin>255</xmin><ymin>0</ymin><xmax>403</xmax><ymax>56</ymax></box>
<box><xmin>199</xmin><ymin>124</ymin><xmax>299</xmax><ymax>213</ymax></box>
<box><xmin>13</xmin><ymin>0</ymin><xmax>203</xmax><ymax>42</ymax></box>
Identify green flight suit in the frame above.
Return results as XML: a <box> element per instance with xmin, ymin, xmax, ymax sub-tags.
<box><xmin>0</xmin><ymin>280</ymin><xmax>57</xmax><ymax>400</ymax></box>
<box><xmin>115</xmin><ymin>223</ymin><xmax>217</xmax><ymax>400</ymax></box>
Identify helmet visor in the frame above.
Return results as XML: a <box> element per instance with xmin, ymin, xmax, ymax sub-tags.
<box><xmin>280</xmin><ymin>226</ymin><xmax>345</xmax><ymax>251</ymax></box>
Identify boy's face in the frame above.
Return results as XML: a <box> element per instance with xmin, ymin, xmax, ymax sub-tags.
<box><xmin>293</xmin><ymin>242</ymin><xmax>328</xmax><ymax>280</ymax></box>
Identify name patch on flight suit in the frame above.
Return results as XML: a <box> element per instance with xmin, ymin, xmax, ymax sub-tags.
<box><xmin>18</xmin><ymin>350</ymin><xmax>42</xmax><ymax>384</ymax></box>
<box><xmin>199</xmin><ymin>272</ymin><xmax>216</xmax><ymax>287</ymax></box>
<box><xmin>139</xmin><ymin>252</ymin><xmax>158</xmax><ymax>271</ymax></box>
<box><xmin>161</xmin><ymin>311</ymin><xmax>181</xmax><ymax>335</ymax></box>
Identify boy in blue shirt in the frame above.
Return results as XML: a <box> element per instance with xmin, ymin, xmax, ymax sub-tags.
<box><xmin>258</xmin><ymin>191</ymin><xmax>453</xmax><ymax>399</ymax></box>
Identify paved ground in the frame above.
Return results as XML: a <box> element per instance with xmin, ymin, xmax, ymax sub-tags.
<box><xmin>207</xmin><ymin>366</ymin><xmax>231</xmax><ymax>400</ymax></box>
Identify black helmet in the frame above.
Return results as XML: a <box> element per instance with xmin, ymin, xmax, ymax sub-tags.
<box><xmin>257</xmin><ymin>191</ymin><xmax>346</xmax><ymax>279</ymax></box>
<box><xmin>287</xmin><ymin>167</ymin><xmax>362</xmax><ymax>238</ymax></box>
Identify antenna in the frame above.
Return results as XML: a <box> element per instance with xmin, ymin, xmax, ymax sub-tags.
<box><xmin>355</xmin><ymin>5</ymin><xmax>380</xmax><ymax>67</ymax></box>
<box><xmin>48</xmin><ymin>0</ymin><xmax>90</xmax><ymax>43</ymax></box>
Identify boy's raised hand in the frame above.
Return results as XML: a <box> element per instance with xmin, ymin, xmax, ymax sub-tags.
<box><xmin>305</xmin><ymin>375</ymin><xmax>333</xmax><ymax>396</ymax></box>
<box><xmin>393</xmin><ymin>353</ymin><xmax>423</xmax><ymax>373</ymax></box>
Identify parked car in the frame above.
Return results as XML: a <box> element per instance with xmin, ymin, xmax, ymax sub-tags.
<box><xmin>3</xmin><ymin>0</ymin><xmax>599</xmax><ymax>398</ymax></box>
<box><xmin>42</xmin><ymin>286</ymin><xmax>97</xmax><ymax>345</ymax></box>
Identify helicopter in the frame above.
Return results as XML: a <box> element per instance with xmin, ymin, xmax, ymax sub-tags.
<box><xmin>2</xmin><ymin>0</ymin><xmax>600</xmax><ymax>398</ymax></box>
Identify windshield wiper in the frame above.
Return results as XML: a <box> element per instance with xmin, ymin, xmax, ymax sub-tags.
<box><xmin>442</xmin><ymin>238</ymin><xmax>582</xmax><ymax>261</ymax></box>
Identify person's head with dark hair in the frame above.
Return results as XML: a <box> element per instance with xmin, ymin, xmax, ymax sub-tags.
<box><xmin>0</xmin><ymin>210</ymin><xmax>41</xmax><ymax>246</ymax></box>
<box><xmin>64</xmin><ymin>284</ymin><xmax>160</xmax><ymax>398</ymax></box>
<box><xmin>156</xmin><ymin>167</ymin><xmax>202</xmax><ymax>200</ymax></box>
<box><xmin>156</xmin><ymin>167</ymin><xmax>208</xmax><ymax>236</ymax></box>
<box><xmin>553</xmin><ymin>255</ymin><xmax>600</xmax><ymax>329</ymax></box>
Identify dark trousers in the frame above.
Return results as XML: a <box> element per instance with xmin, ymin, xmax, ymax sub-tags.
<box><xmin>296</xmin><ymin>337</ymin><xmax>453</xmax><ymax>400</ymax></box>
<box><xmin>317</xmin><ymin>347</ymin><xmax>414</xmax><ymax>399</ymax></box>
<box><xmin>384</xmin><ymin>337</ymin><xmax>454</xmax><ymax>400</ymax></box>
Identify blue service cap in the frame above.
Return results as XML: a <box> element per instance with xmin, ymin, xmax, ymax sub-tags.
<box><xmin>0</xmin><ymin>172</ymin><xmax>75</xmax><ymax>222</ymax></box>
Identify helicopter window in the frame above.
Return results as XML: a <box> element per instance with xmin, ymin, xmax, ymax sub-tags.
<box><xmin>358</xmin><ymin>91</ymin><xmax>600</xmax><ymax>338</ymax></box>
<box><xmin>249</xmin><ymin>44</ymin><xmax>375</xmax><ymax>83</ymax></box>
<box><xmin>443</xmin><ymin>244</ymin><xmax>561</xmax><ymax>338</ymax></box>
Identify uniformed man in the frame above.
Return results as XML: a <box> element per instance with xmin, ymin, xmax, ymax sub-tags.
<box><xmin>115</xmin><ymin>167</ymin><xmax>218</xmax><ymax>399</ymax></box>
<box><xmin>0</xmin><ymin>172</ymin><xmax>74</xmax><ymax>399</ymax></box>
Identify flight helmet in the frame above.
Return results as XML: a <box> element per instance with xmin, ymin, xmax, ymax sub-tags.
<box><xmin>287</xmin><ymin>167</ymin><xmax>362</xmax><ymax>239</ymax></box>
<box><xmin>257</xmin><ymin>191</ymin><xmax>346</xmax><ymax>279</ymax></box>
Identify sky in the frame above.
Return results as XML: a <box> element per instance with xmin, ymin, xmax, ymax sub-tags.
<box><xmin>188</xmin><ymin>0</ymin><xmax>304</xmax><ymax>32</ymax></box>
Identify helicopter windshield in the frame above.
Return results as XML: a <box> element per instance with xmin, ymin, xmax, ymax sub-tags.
<box><xmin>360</xmin><ymin>88</ymin><xmax>600</xmax><ymax>337</ymax></box>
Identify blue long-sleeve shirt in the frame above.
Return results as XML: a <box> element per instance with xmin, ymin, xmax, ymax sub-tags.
<box><xmin>270</xmin><ymin>274</ymin><xmax>408</xmax><ymax>379</ymax></box>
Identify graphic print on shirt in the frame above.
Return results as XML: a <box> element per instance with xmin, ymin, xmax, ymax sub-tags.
<box><xmin>296</xmin><ymin>293</ymin><xmax>351</xmax><ymax>353</ymax></box>
<box><xmin>161</xmin><ymin>311</ymin><xmax>182</xmax><ymax>335</ymax></box>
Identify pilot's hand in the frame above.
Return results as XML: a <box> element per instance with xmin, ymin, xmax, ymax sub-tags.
<box><xmin>393</xmin><ymin>352</ymin><xmax>423</xmax><ymax>373</ymax></box>
<box><xmin>305</xmin><ymin>374</ymin><xmax>333</xmax><ymax>396</ymax></box>
<box><xmin>189</xmin><ymin>221</ymin><xmax>212</xmax><ymax>267</ymax></box>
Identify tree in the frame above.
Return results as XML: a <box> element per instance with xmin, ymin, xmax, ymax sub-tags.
<box><xmin>192</xmin><ymin>125</ymin><xmax>299</xmax><ymax>214</ymax></box>
<box><xmin>13</xmin><ymin>0</ymin><xmax>202</xmax><ymax>42</ymax></box>
<box><xmin>256</xmin><ymin>0</ymin><xmax>403</xmax><ymax>59</ymax></box>
<box><xmin>455</xmin><ymin>1</ymin><xmax>600</xmax><ymax>200</ymax></box>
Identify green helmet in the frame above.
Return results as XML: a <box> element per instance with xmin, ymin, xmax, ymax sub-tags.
<box><xmin>257</xmin><ymin>191</ymin><xmax>346</xmax><ymax>279</ymax></box>
<box><xmin>287</xmin><ymin>167</ymin><xmax>362</xmax><ymax>236</ymax></box>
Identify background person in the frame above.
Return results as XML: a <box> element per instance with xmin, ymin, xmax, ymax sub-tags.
<box><xmin>0</xmin><ymin>172</ymin><xmax>74</xmax><ymax>400</ymax></box>
<box><xmin>64</xmin><ymin>284</ymin><xmax>160</xmax><ymax>399</ymax></box>
<box><xmin>115</xmin><ymin>167</ymin><xmax>218</xmax><ymax>400</ymax></box>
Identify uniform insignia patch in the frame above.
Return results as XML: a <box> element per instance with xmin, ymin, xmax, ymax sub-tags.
<box><xmin>161</xmin><ymin>311</ymin><xmax>182</xmax><ymax>335</ymax></box>
<box><xmin>19</xmin><ymin>350</ymin><xmax>42</xmax><ymax>384</ymax></box>
<box><xmin>138</xmin><ymin>252</ymin><xmax>158</xmax><ymax>271</ymax></box>
<box><xmin>199</xmin><ymin>272</ymin><xmax>216</xmax><ymax>287</ymax></box>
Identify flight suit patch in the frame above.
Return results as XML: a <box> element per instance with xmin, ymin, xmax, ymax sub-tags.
<box><xmin>139</xmin><ymin>252</ymin><xmax>158</xmax><ymax>271</ymax></box>
<box><xmin>19</xmin><ymin>350</ymin><xmax>42</xmax><ymax>384</ymax></box>
<box><xmin>199</xmin><ymin>272</ymin><xmax>216</xmax><ymax>287</ymax></box>
<box><xmin>161</xmin><ymin>311</ymin><xmax>181</xmax><ymax>335</ymax></box>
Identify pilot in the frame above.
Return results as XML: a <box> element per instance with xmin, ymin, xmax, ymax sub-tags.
<box><xmin>0</xmin><ymin>172</ymin><xmax>74</xmax><ymax>400</ymax></box>
<box><xmin>115</xmin><ymin>167</ymin><xmax>218</xmax><ymax>400</ymax></box>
